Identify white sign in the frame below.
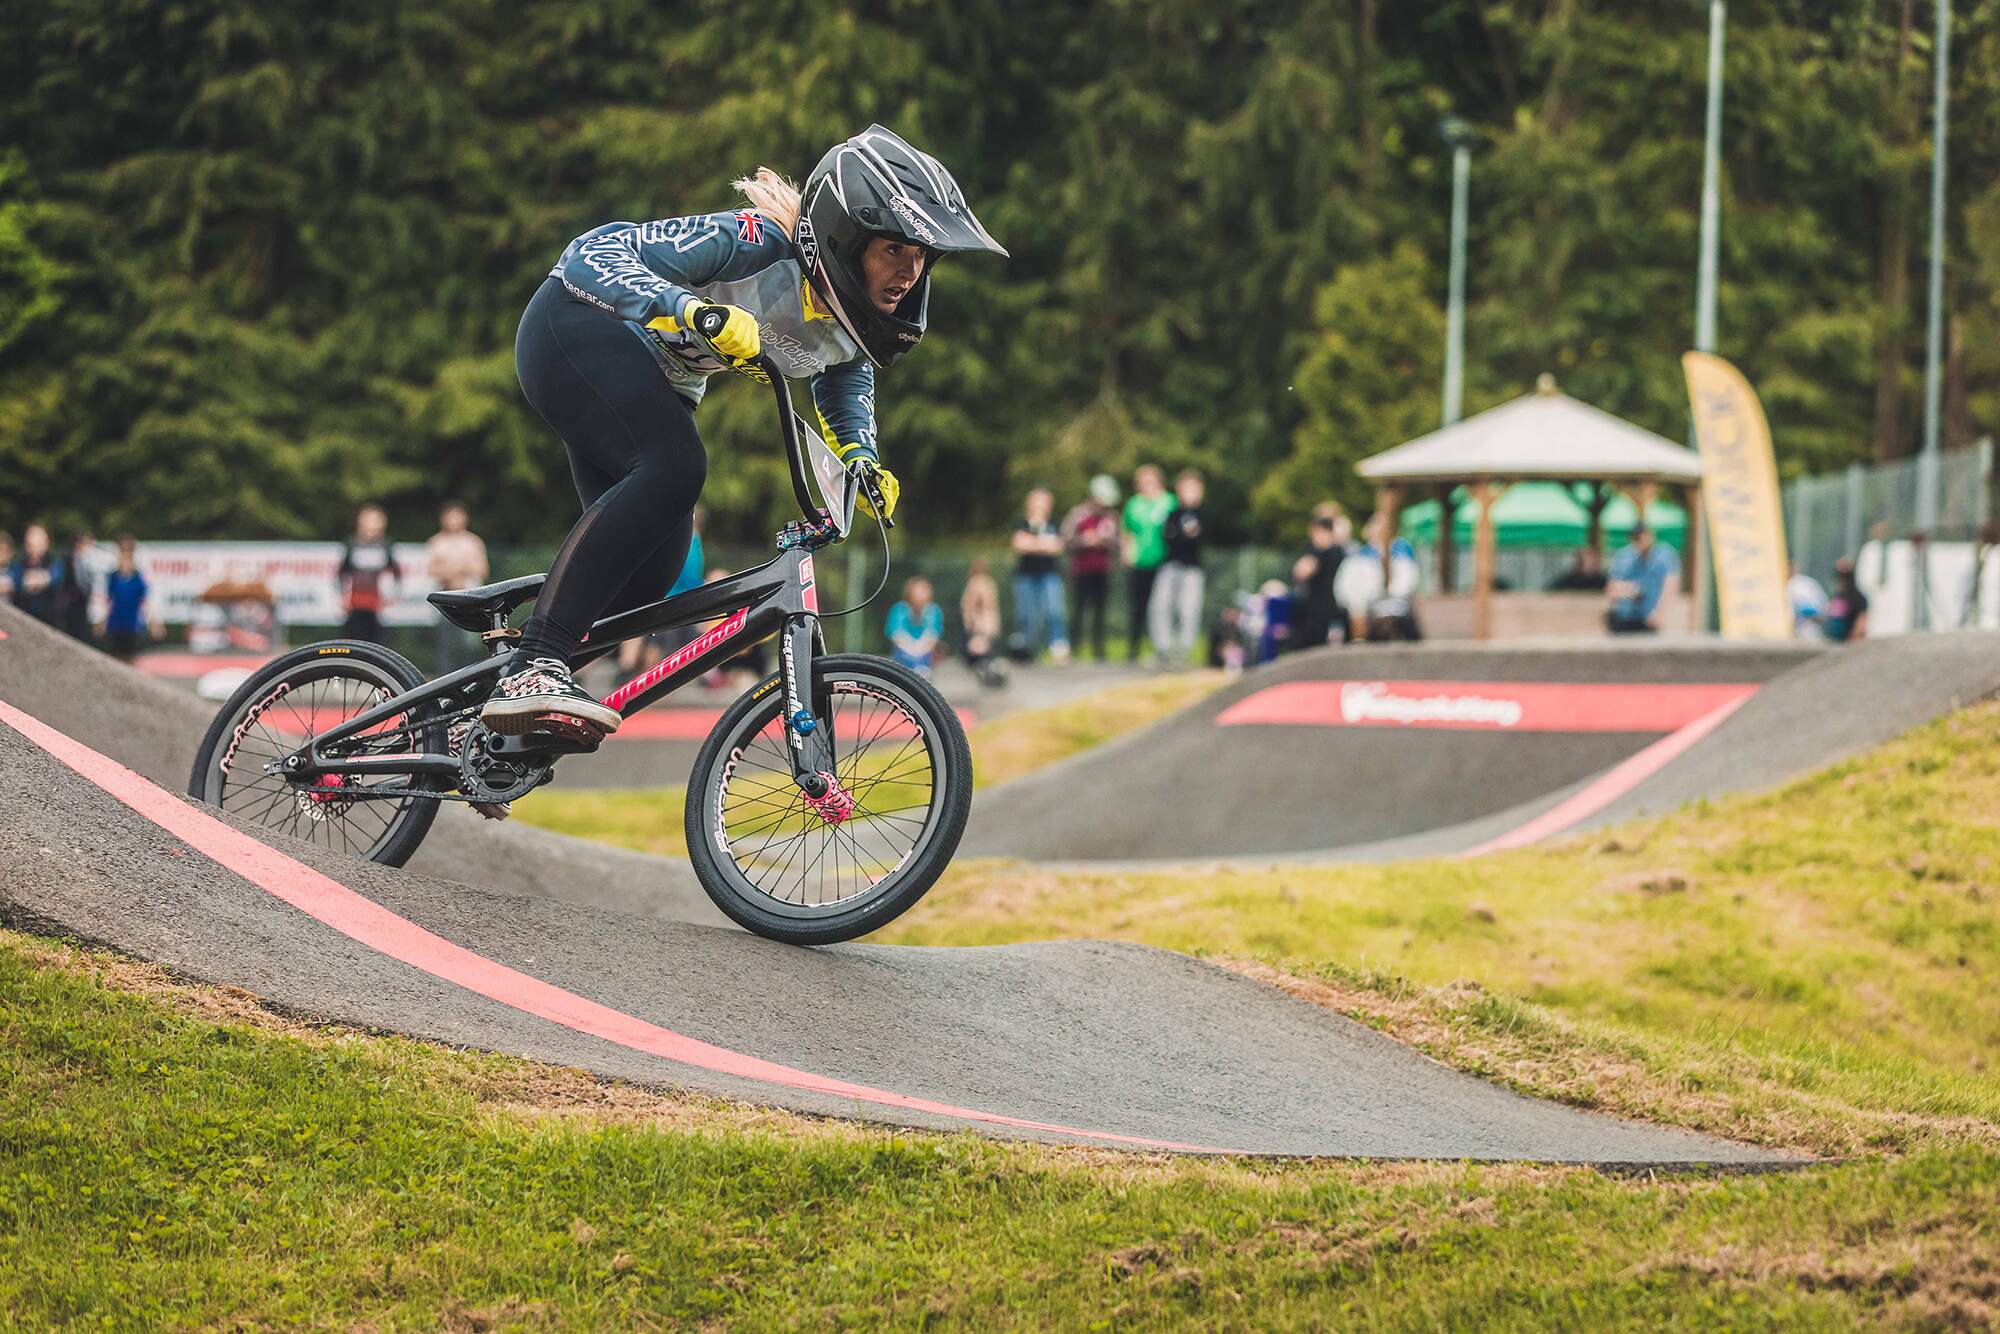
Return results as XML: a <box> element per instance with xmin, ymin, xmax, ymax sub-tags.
<box><xmin>1853</xmin><ymin>539</ymin><xmax>2000</xmax><ymax>635</ymax></box>
<box><xmin>136</xmin><ymin>542</ymin><xmax>446</xmax><ymax>626</ymax></box>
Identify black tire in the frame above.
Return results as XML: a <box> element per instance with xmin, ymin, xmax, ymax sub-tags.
<box><xmin>684</xmin><ymin>653</ymin><xmax>972</xmax><ymax>945</ymax></box>
<box><xmin>188</xmin><ymin>639</ymin><xmax>445</xmax><ymax>867</ymax></box>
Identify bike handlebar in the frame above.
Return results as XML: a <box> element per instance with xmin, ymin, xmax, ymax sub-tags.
<box><xmin>688</xmin><ymin>307</ymin><xmax>891</xmax><ymax>535</ymax></box>
<box><xmin>747</xmin><ymin>351</ymin><xmax>893</xmax><ymax>534</ymax></box>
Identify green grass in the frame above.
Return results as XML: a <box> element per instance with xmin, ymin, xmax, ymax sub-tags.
<box><xmin>511</xmin><ymin>670</ymin><xmax>1225</xmax><ymax>862</ymax></box>
<box><xmin>5</xmin><ymin>932</ymin><xmax>1998</xmax><ymax>1330</ymax></box>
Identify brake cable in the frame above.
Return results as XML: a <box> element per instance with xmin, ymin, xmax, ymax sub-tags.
<box><xmin>820</xmin><ymin>505</ymin><xmax>894</xmax><ymax>619</ymax></box>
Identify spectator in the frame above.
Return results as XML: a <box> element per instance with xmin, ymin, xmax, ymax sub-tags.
<box><xmin>57</xmin><ymin>531</ymin><xmax>100</xmax><ymax>642</ymax></box>
<box><xmin>1290</xmin><ymin>501</ymin><xmax>1350</xmax><ymax>651</ymax></box>
<box><xmin>703</xmin><ymin>568</ymin><xmax>768</xmax><ymax>687</ymax></box>
<box><xmin>1062</xmin><ymin>473</ymin><xmax>1120</xmax><ymax>661</ymax></box>
<box><xmin>1823</xmin><ymin>556</ymin><xmax>1869</xmax><ymax>642</ymax></box>
<box><xmin>102</xmin><ymin>536</ymin><xmax>154</xmax><ymax>661</ymax></box>
<box><xmin>960</xmin><ymin>556</ymin><xmax>1006</xmax><ymax>688</ymax></box>
<box><xmin>1252</xmin><ymin>580</ymin><xmax>1294</xmax><ymax>663</ymax></box>
<box><xmin>1335</xmin><ymin>513</ymin><xmax>1421</xmax><ymax>641</ymax></box>
<box><xmin>1787</xmin><ymin>562</ymin><xmax>1828</xmax><ymax>640</ymax></box>
<box><xmin>9</xmin><ymin>522</ymin><xmax>63</xmax><ymax>626</ymax></box>
<box><xmin>1120</xmin><ymin>464</ymin><xmax>1174</xmax><ymax>662</ymax></box>
<box><xmin>0</xmin><ymin>531</ymin><xmax>13</xmax><ymax>603</ymax></box>
<box><xmin>886</xmin><ymin>576</ymin><xmax>945</xmax><ymax>678</ymax></box>
<box><xmin>1547</xmin><ymin>546</ymin><xmax>1608</xmax><ymax>593</ymax></box>
<box><xmin>338</xmin><ymin>503</ymin><xmax>396</xmax><ymax>644</ymax></box>
<box><xmin>1011</xmin><ymin>488</ymin><xmax>1070</xmax><ymax>662</ymax></box>
<box><xmin>1207</xmin><ymin>603</ymin><xmax>1248</xmax><ymax>674</ymax></box>
<box><xmin>1604</xmin><ymin>522</ymin><xmax>1680</xmax><ymax>635</ymax></box>
<box><xmin>425</xmin><ymin>500</ymin><xmax>490</xmax><ymax>671</ymax></box>
<box><xmin>1149</xmin><ymin>469</ymin><xmax>1207</xmax><ymax>667</ymax></box>
<box><xmin>670</xmin><ymin>506</ymin><xmax>706</xmax><ymax>601</ymax></box>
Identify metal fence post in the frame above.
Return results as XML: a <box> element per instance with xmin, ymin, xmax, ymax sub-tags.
<box><xmin>1980</xmin><ymin>438</ymin><xmax>1995</xmax><ymax>532</ymax></box>
<box><xmin>1793</xmin><ymin>482</ymin><xmax>1812</xmax><ymax>577</ymax></box>
<box><xmin>844</xmin><ymin>544</ymin><xmax>865</xmax><ymax>652</ymax></box>
<box><xmin>1843</xmin><ymin>462</ymin><xmax>1864</xmax><ymax>561</ymax></box>
<box><xmin>1914</xmin><ymin>451</ymin><xmax>1939</xmax><ymax>630</ymax></box>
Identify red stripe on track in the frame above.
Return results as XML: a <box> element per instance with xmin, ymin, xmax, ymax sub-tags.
<box><xmin>0</xmin><ymin>699</ymin><xmax>1220</xmax><ymax>1153</ymax></box>
<box><xmin>1218</xmin><ymin>680</ymin><xmax>1758</xmax><ymax>733</ymax></box>
<box><xmin>1461</xmin><ymin>693</ymin><xmax>1754</xmax><ymax>856</ymax></box>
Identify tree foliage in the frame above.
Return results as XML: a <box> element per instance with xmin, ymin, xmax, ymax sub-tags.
<box><xmin>3</xmin><ymin>0</ymin><xmax>1996</xmax><ymax>548</ymax></box>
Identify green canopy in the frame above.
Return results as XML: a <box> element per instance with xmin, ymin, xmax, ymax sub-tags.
<box><xmin>1399</xmin><ymin>482</ymin><xmax>1686</xmax><ymax>551</ymax></box>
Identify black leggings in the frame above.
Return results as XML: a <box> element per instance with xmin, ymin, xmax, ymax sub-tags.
<box><xmin>1072</xmin><ymin>570</ymin><xmax>1109</xmax><ymax>659</ymax></box>
<box><xmin>513</xmin><ymin>278</ymin><xmax>707</xmax><ymax>665</ymax></box>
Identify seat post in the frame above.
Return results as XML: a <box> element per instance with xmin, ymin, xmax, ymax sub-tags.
<box><xmin>482</xmin><ymin>609</ymin><xmax>521</xmax><ymax>657</ymax></box>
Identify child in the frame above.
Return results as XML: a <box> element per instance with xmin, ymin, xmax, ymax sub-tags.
<box><xmin>960</xmin><ymin>557</ymin><xmax>1007</xmax><ymax>688</ymax></box>
<box><xmin>887</xmin><ymin>576</ymin><xmax>944</xmax><ymax>678</ymax></box>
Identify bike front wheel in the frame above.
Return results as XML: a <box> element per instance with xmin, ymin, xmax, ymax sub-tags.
<box><xmin>684</xmin><ymin>653</ymin><xmax>972</xmax><ymax>944</ymax></box>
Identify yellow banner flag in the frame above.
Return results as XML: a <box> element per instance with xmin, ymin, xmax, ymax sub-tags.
<box><xmin>1683</xmin><ymin>351</ymin><xmax>1790</xmax><ymax>639</ymax></box>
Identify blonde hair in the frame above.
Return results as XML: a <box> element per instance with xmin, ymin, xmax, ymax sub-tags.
<box><xmin>732</xmin><ymin>166</ymin><xmax>801</xmax><ymax>236</ymax></box>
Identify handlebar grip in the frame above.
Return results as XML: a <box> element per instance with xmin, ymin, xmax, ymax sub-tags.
<box><xmin>691</xmin><ymin>304</ymin><xmax>730</xmax><ymax>341</ymax></box>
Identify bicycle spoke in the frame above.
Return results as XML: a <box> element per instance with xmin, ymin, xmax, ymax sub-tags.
<box><xmin>210</xmin><ymin>663</ymin><xmax>434</xmax><ymax>862</ymax></box>
<box><xmin>710</xmin><ymin>677</ymin><xmax>944</xmax><ymax>912</ymax></box>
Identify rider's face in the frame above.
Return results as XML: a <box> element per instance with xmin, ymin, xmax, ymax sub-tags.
<box><xmin>862</xmin><ymin>237</ymin><xmax>926</xmax><ymax>314</ymax></box>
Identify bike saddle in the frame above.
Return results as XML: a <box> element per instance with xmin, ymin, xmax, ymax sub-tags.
<box><xmin>427</xmin><ymin>573</ymin><xmax>547</xmax><ymax>631</ymax></box>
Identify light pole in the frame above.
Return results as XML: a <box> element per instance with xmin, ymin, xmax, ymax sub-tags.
<box><xmin>1919</xmin><ymin>0</ymin><xmax>1953</xmax><ymax>505</ymax></box>
<box><xmin>1691</xmin><ymin>0</ymin><xmax>1726</xmax><ymax>634</ymax></box>
<box><xmin>1694</xmin><ymin>0</ymin><xmax>1725</xmax><ymax>354</ymax></box>
<box><xmin>1440</xmin><ymin>117</ymin><xmax>1476</xmax><ymax>428</ymax></box>
<box><xmin>1914</xmin><ymin>0</ymin><xmax>1952</xmax><ymax>628</ymax></box>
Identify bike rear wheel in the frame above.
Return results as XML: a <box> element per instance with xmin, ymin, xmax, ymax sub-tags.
<box><xmin>188</xmin><ymin>641</ymin><xmax>446</xmax><ymax>866</ymax></box>
<box><xmin>684</xmin><ymin>653</ymin><xmax>972</xmax><ymax>944</ymax></box>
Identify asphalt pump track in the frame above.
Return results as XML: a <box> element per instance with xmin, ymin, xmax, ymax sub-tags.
<box><xmin>14</xmin><ymin>603</ymin><xmax>1978</xmax><ymax>1161</ymax></box>
<box><xmin>962</xmin><ymin>634</ymin><xmax>2000</xmax><ymax>863</ymax></box>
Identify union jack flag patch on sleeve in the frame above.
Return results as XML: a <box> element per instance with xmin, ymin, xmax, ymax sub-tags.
<box><xmin>735</xmin><ymin>211</ymin><xmax>764</xmax><ymax>244</ymax></box>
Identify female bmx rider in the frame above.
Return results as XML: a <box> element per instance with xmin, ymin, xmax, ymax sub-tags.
<box><xmin>481</xmin><ymin>125</ymin><xmax>1007</xmax><ymax>737</ymax></box>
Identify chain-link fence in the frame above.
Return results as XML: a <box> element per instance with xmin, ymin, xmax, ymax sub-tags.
<box><xmin>1783</xmin><ymin>439</ymin><xmax>1995</xmax><ymax>584</ymax></box>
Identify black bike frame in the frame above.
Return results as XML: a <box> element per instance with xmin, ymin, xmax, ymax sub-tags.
<box><xmin>288</xmin><ymin>352</ymin><xmax>859</xmax><ymax>792</ymax></box>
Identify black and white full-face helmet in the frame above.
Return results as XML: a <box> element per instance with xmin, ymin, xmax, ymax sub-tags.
<box><xmin>798</xmin><ymin>125</ymin><xmax>1008</xmax><ymax>369</ymax></box>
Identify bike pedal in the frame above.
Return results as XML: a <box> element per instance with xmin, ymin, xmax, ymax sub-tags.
<box><xmin>529</xmin><ymin>715</ymin><xmax>607</xmax><ymax>752</ymax></box>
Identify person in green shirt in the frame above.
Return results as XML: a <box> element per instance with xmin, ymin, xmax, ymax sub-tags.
<box><xmin>1121</xmin><ymin>463</ymin><xmax>1175</xmax><ymax>662</ymax></box>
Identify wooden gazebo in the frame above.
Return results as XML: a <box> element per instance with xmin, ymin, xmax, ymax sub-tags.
<box><xmin>1356</xmin><ymin>374</ymin><xmax>1705</xmax><ymax>639</ymax></box>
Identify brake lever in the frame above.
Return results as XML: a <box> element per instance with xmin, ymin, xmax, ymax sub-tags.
<box><xmin>859</xmin><ymin>470</ymin><xmax>896</xmax><ymax>530</ymax></box>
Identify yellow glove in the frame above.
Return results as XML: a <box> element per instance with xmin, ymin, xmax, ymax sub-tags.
<box><xmin>649</xmin><ymin>301</ymin><xmax>761</xmax><ymax>360</ymax></box>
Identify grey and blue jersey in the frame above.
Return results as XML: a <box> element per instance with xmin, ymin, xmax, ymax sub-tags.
<box><xmin>550</xmin><ymin>211</ymin><xmax>877</xmax><ymax>459</ymax></box>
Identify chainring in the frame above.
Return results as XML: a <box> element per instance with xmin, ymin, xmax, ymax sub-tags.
<box><xmin>456</xmin><ymin>720</ymin><xmax>552</xmax><ymax>803</ymax></box>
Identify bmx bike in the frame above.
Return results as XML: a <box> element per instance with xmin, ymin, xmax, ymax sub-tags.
<box><xmin>187</xmin><ymin>343</ymin><xmax>972</xmax><ymax>946</ymax></box>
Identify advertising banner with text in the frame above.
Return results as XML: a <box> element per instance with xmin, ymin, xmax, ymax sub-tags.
<box><xmin>1683</xmin><ymin>352</ymin><xmax>1790</xmax><ymax>639</ymax></box>
<box><xmin>136</xmin><ymin>542</ymin><xmax>442</xmax><ymax>626</ymax></box>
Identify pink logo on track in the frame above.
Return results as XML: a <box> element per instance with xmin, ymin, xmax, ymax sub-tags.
<box><xmin>601</xmin><ymin>608</ymin><xmax>748</xmax><ymax>712</ymax></box>
<box><xmin>1217</xmin><ymin>680</ymin><xmax>1760</xmax><ymax>733</ymax></box>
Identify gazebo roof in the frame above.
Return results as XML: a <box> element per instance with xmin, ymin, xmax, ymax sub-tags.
<box><xmin>1357</xmin><ymin>375</ymin><xmax>1702</xmax><ymax>485</ymax></box>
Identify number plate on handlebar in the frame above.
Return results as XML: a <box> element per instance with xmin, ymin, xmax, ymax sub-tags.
<box><xmin>797</xmin><ymin>416</ymin><xmax>857</xmax><ymax>539</ymax></box>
